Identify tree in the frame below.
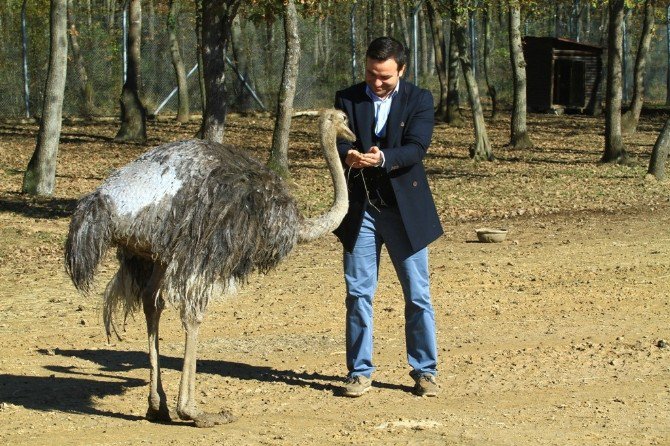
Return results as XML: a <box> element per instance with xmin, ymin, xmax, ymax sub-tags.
<box><xmin>426</xmin><ymin>0</ymin><xmax>448</xmax><ymax>121</ymax></box>
<box><xmin>200</xmin><ymin>0</ymin><xmax>242</xmax><ymax>143</ymax></box>
<box><xmin>67</xmin><ymin>0</ymin><xmax>95</xmax><ymax>118</ymax></box>
<box><xmin>482</xmin><ymin>2</ymin><xmax>498</xmax><ymax>120</ymax></box>
<box><xmin>267</xmin><ymin>0</ymin><xmax>300</xmax><ymax>178</ymax></box>
<box><xmin>508</xmin><ymin>2</ymin><xmax>532</xmax><ymax>149</ymax></box>
<box><xmin>647</xmin><ymin>117</ymin><xmax>670</xmax><ymax>180</ymax></box>
<box><xmin>168</xmin><ymin>0</ymin><xmax>190</xmax><ymax>123</ymax></box>
<box><xmin>452</xmin><ymin>0</ymin><xmax>493</xmax><ymax>160</ymax></box>
<box><xmin>22</xmin><ymin>0</ymin><xmax>68</xmax><ymax>196</ymax></box>
<box><xmin>622</xmin><ymin>0</ymin><xmax>655</xmax><ymax>135</ymax></box>
<box><xmin>115</xmin><ymin>0</ymin><xmax>147</xmax><ymax>143</ymax></box>
<box><xmin>195</xmin><ymin>0</ymin><xmax>206</xmax><ymax>118</ymax></box>
<box><xmin>446</xmin><ymin>19</ymin><xmax>464</xmax><ymax>125</ymax></box>
<box><xmin>602</xmin><ymin>0</ymin><xmax>628</xmax><ymax>164</ymax></box>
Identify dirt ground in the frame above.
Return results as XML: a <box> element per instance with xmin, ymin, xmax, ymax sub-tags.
<box><xmin>0</xmin><ymin>112</ymin><xmax>669</xmax><ymax>445</ymax></box>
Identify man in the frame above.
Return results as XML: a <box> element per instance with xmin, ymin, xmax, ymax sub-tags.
<box><xmin>334</xmin><ymin>36</ymin><xmax>443</xmax><ymax>397</ymax></box>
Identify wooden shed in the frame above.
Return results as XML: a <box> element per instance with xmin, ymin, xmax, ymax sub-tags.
<box><xmin>523</xmin><ymin>37</ymin><xmax>603</xmax><ymax>114</ymax></box>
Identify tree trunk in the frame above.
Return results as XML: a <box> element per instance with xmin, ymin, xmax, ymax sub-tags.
<box><xmin>570</xmin><ymin>0</ymin><xmax>582</xmax><ymax>41</ymax></box>
<box><xmin>147</xmin><ymin>0</ymin><xmax>155</xmax><ymax>40</ymax></box>
<box><xmin>622</xmin><ymin>0</ymin><xmax>655</xmax><ymax>135</ymax></box>
<box><xmin>666</xmin><ymin>5</ymin><xmax>670</xmax><ymax>105</ymax></box>
<box><xmin>482</xmin><ymin>4</ymin><xmax>498</xmax><ymax>120</ymax></box>
<box><xmin>195</xmin><ymin>0</ymin><xmax>206</xmax><ymax>118</ymax></box>
<box><xmin>267</xmin><ymin>0</ymin><xmax>300</xmax><ymax>179</ymax></box>
<box><xmin>22</xmin><ymin>0</ymin><xmax>68</xmax><ymax>196</ymax></box>
<box><xmin>115</xmin><ymin>0</ymin><xmax>147</xmax><ymax>143</ymax></box>
<box><xmin>427</xmin><ymin>0</ymin><xmax>448</xmax><ymax>121</ymax></box>
<box><xmin>446</xmin><ymin>19</ymin><xmax>464</xmax><ymax>126</ymax></box>
<box><xmin>67</xmin><ymin>0</ymin><xmax>95</xmax><ymax>118</ymax></box>
<box><xmin>396</xmin><ymin>0</ymin><xmax>411</xmax><ymax>48</ymax></box>
<box><xmin>508</xmin><ymin>3</ymin><xmax>532</xmax><ymax>149</ymax></box>
<box><xmin>200</xmin><ymin>0</ymin><xmax>242</xmax><ymax>143</ymax></box>
<box><xmin>85</xmin><ymin>0</ymin><xmax>91</xmax><ymax>27</ymax></box>
<box><xmin>230</xmin><ymin>16</ymin><xmax>254</xmax><ymax>111</ymax></box>
<box><xmin>647</xmin><ymin>117</ymin><xmax>670</xmax><ymax>180</ymax></box>
<box><xmin>107</xmin><ymin>0</ymin><xmax>116</xmax><ymax>30</ymax></box>
<box><xmin>602</xmin><ymin>0</ymin><xmax>628</xmax><ymax>163</ymax></box>
<box><xmin>453</xmin><ymin>3</ymin><xmax>493</xmax><ymax>161</ymax></box>
<box><xmin>168</xmin><ymin>0</ymin><xmax>190</xmax><ymax>123</ymax></box>
<box><xmin>367</xmin><ymin>0</ymin><xmax>375</xmax><ymax>44</ymax></box>
<box><xmin>420</xmin><ymin>7</ymin><xmax>429</xmax><ymax>76</ymax></box>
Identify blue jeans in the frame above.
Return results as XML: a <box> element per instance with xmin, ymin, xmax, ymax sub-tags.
<box><xmin>344</xmin><ymin>206</ymin><xmax>438</xmax><ymax>379</ymax></box>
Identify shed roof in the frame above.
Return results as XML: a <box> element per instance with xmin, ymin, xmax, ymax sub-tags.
<box><xmin>523</xmin><ymin>36</ymin><xmax>603</xmax><ymax>54</ymax></box>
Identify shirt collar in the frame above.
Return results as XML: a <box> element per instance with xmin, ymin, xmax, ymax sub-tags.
<box><xmin>365</xmin><ymin>81</ymin><xmax>401</xmax><ymax>103</ymax></box>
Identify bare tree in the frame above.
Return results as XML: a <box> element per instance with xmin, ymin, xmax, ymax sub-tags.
<box><xmin>622</xmin><ymin>0</ymin><xmax>655</xmax><ymax>135</ymax></box>
<box><xmin>396</xmin><ymin>0</ymin><xmax>411</xmax><ymax>48</ymax></box>
<box><xmin>602</xmin><ymin>0</ymin><xmax>628</xmax><ymax>163</ymax></box>
<box><xmin>482</xmin><ymin>2</ymin><xmax>497</xmax><ymax>120</ymax></box>
<box><xmin>115</xmin><ymin>0</ymin><xmax>147</xmax><ymax>143</ymax></box>
<box><xmin>420</xmin><ymin>6</ymin><xmax>430</xmax><ymax>76</ymax></box>
<box><xmin>427</xmin><ymin>0</ymin><xmax>448</xmax><ymax>121</ymax></box>
<box><xmin>508</xmin><ymin>2</ymin><xmax>532</xmax><ymax>149</ymax></box>
<box><xmin>22</xmin><ymin>0</ymin><xmax>68</xmax><ymax>196</ymax></box>
<box><xmin>647</xmin><ymin>118</ymin><xmax>670</xmax><ymax>180</ymax></box>
<box><xmin>195</xmin><ymin>0</ymin><xmax>206</xmax><ymax>117</ymax></box>
<box><xmin>168</xmin><ymin>0</ymin><xmax>190</xmax><ymax>123</ymax></box>
<box><xmin>67</xmin><ymin>0</ymin><xmax>95</xmax><ymax>118</ymax></box>
<box><xmin>452</xmin><ymin>0</ymin><xmax>493</xmax><ymax>160</ymax></box>
<box><xmin>200</xmin><ymin>0</ymin><xmax>242</xmax><ymax>143</ymax></box>
<box><xmin>267</xmin><ymin>0</ymin><xmax>300</xmax><ymax>178</ymax></box>
<box><xmin>446</xmin><ymin>20</ymin><xmax>464</xmax><ymax>126</ymax></box>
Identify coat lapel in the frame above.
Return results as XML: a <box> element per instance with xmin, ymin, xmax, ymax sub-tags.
<box><xmin>385</xmin><ymin>80</ymin><xmax>407</xmax><ymax>149</ymax></box>
<box><xmin>354</xmin><ymin>84</ymin><xmax>374</xmax><ymax>153</ymax></box>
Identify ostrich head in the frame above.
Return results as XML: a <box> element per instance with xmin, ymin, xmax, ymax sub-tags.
<box><xmin>297</xmin><ymin>109</ymin><xmax>355</xmax><ymax>243</ymax></box>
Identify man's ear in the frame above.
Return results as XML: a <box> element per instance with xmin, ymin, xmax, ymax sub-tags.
<box><xmin>398</xmin><ymin>66</ymin><xmax>406</xmax><ymax>77</ymax></box>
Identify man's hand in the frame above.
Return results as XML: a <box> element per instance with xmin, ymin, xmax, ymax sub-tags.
<box><xmin>345</xmin><ymin>146</ymin><xmax>383</xmax><ymax>169</ymax></box>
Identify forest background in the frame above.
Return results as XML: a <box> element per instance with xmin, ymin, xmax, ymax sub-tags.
<box><xmin>3</xmin><ymin>0</ymin><xmax>670</xmax><ymax>120</ymax></box>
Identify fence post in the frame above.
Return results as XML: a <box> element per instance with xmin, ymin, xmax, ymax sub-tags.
<box><xmin>21</xmin><ymin>0</ymin><xmax>30</xmax><ymax>118</ymax></box>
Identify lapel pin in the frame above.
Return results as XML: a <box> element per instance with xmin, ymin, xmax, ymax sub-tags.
<box><xmin>400</xmin><ymin>121</ymin><xmax>405</xmax><ymax>127</ymax></box>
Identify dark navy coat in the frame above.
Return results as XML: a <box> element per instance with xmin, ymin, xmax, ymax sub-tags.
<box><xmin>333</xmin><ymin>79</ymin><xmax>444</xmax><ymax>253</ymax></box>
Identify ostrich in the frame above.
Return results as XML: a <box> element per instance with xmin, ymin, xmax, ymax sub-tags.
<box><xmin>65</xmin><ymin>109</ymin><xmax>355</xmax><ymax>427</ymax></box>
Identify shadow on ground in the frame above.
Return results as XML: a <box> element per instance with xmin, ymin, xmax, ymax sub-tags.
<box><xmin>0</xmin><ymin>347</ymin><xmax>411</xmax><ymax>423</ymax></box>
<box><xmin>0</xmin><ymin>372</ymin><xmax>145</xmax><ymax>421</ymax></box>
<box><xmin>0</xmin><ymin>194</ymin><xmax>77</xmax><ymax>219</ymax></box>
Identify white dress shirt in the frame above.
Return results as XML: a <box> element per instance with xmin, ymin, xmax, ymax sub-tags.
<box><xmin>365</xmin><ymin>82</ymin><xmax>400</xmax><ymax>167</ymax></box>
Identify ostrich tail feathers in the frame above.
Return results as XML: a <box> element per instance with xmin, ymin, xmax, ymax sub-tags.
<box><xmin>102</xmin><ymin>251</ymin><xmax>149</xmax><ymax>341</ymax></box>
<box><xmin>65</xmin><ymin>192</ymin><xmax>114</xmax><ymax>294</ymax></box>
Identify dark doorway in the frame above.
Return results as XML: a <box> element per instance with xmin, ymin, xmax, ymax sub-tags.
<box><xmin>553</xmin><ymin>59</ymin><xmax>586</xmax><ymax>107</ymax></box>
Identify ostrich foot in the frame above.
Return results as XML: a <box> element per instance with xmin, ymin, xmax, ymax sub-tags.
<box><xmin>145</xmin><ymin>405</ymin><xmax>171</xmax><ymax>423</ymax></box>
<box><xmin>193</xmin><ymin>410</ymin><xmax>235</xmax><ymax>428</ymax></box>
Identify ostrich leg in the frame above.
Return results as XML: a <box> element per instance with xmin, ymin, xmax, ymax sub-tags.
<box><xmin>176</xmin><ymin>317</ymin><xmax>234</xmax><ymax>428</ymax></box>
<box><xmin>142</xmin><ymin>267</ymin><xmax>170</xmax><ymax>422</ymax></box>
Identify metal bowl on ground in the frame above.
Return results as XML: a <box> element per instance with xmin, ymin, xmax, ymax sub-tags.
<box><xmin>475</xmin><ymin>227</ymin><xmax>508</xmax><ymax>243</ymax></box>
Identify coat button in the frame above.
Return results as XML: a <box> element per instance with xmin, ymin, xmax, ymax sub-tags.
<box><xmin>412</xmin><ymin>181</ymin><xmax>418</xmax><ymax>187</ymax></box>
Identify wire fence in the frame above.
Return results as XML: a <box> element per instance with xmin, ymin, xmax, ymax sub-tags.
<box><xmin>1</xmin><ymin>3</ymin><xmax>669</xmax><ymax>119</ymax></box>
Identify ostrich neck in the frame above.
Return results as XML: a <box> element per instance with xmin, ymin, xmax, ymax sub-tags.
<box><xmin>297</xmin><ymin>123</ymin><xmax>349</xmax><ymax>243</ymax></box>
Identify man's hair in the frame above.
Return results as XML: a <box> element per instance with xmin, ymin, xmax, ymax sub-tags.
<box><xmin>366</xmin><ymin>36</ymin><xmax>407</xmax><ymax>70</ymax></box>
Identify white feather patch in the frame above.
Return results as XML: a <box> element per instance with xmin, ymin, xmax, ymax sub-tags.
<box><xmin>102</xmin><ymin>154</ymin><xmax>184</xmax><ymax>218</ymax></box>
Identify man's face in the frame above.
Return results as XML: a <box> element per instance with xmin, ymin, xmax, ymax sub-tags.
<box><xmin>365</xmin><ymin>57</ymin><xmax>405</xmax><ymax>99</ymax></box>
